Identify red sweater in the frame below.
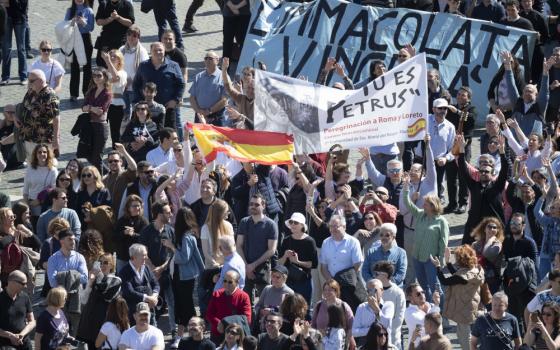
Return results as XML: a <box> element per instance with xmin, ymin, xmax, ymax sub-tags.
<box><xmin>206</xmin><ymin>288</ymin><xmax>252</xmax><ymax>336</ymax></box>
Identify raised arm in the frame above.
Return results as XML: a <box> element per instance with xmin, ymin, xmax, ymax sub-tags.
<box><xmin>359</xmin><ymin>147</ymin><xmax>386</xmax><ymax>186</ymax></box>
<box><xmin>503</xmin><ymin>51</ymin><xmax>521</xmax><ymax>101</ymax></box>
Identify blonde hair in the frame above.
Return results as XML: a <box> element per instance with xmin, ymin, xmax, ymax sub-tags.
<box><xmin>80</xmin><ymin>166</ymin><xmax>105</xmax><ymax>191</ymax></box>
<box><xmin>47</xmin><ymin>287</ymin><xmax>67</xmax><ymax>308</ymax></box>
<box><xmin>109</xmin><ymin>49</ymin><xmax>125</xmax><ymax>71</ymax></box>
<box><xmin>0</xmin><ymin>207</ymin><xmax>13</xmax><ymax>227</ymax></box>
<box><xmin>423</xmin><ymin>194</ymin><xmax>443</xmax><ymax>215</ymax></box>
<box><xmin>205</xmin><ymin>199</ymin><xmax>230</xmax><ymax>254</ymax></box>
<box><xmin>47</xmin><ymin>217</ymin><xmax>71</xmax><ymax>237</ymax></box>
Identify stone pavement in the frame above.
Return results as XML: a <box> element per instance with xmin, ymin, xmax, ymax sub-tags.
<box><xmin>0</xmin><ymin>1</ymin><xmax>478</xmax><ymax>348</ymax></box>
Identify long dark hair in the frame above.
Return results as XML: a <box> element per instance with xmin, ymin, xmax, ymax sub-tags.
<box><xmin>105</xmin><ymin>296</ymin><xmax>129</xmax><ymax>332</ymax></box>
<box><xmin>68</xmin><ymin>0</ymin><xmax>92</xmax><ymax>22</ymax></box>
<box><xmin>12</xmin><ymin>201</ymin><xmax>30</xmax><ymax>227</ymax></box>
<box><xmin>174</xmin><ymin>207</ymin><xmax>198</xmax><ymax>247</ymax></box>
<box><xmin>363</xmin><ymin>322</ymin><xmax>389</xmax><ymax>350</ymax></box>
<box><xmin>326</xmin><ymin>304</ymin><xmax>346</xmax><ymax>329</ymax></box>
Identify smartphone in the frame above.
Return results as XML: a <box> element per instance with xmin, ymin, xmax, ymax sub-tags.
<box><xmin>530</xmin><ymin>312</ymin><xmax>540</xmax><ymax>323</ymax></box>
<box><xmin>93</xmin><ymin>261</ymin><xmax>101</xmax><ymax>271</ymax></box>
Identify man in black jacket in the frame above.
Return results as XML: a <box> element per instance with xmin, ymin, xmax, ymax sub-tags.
<box><xmin>505</xmin><ymin>180</ymin><xmax>543</xmax><ymax>249</ymax></box>
<box><xmin>457</xmin><ymin>134</ymin><xmax>508</xmax><ymax>244</ymax></box>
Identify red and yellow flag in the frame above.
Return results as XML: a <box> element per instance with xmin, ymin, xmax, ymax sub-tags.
<box><xmin>187</xmin><ymin>123</ymin><xmax>294</xmax><ymax>165</ymax></box>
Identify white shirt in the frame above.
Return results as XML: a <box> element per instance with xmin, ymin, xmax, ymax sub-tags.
<box><xmin>382</xmin><ymin>283</ymin><xmax>406</xmax><ymax>348</ymax></box>
<box><xmin>404</xmin><ymin>303</ymin><xmax>440</xmax><ymax>346</ymax></box>
<box><xmin>99</xmin><ymin>322</ymin><xmax>122</xmax><ymax>350</ymax></box>
<box><xmin>29</xmin><ymin>59</ymin><xmax>65</xmax><ymax>88</ymax></box>
<box><xmin>119</xmin><ymin>325</ymin><xmax>164</xmax><ymax>350</ymax></box>
<box><xmin>352</xmin><ymin>299</ymin><xmax>394</xmax><ymax>338</ymax></box>
<box><xmin>111</xmin><ymin>70</ymin><xmax>128</xmax><ymax>106</ymax></box>
<box><xmin>320</xmin><ymin>234</ymin><xmax>363</xmax><ymax>277</ymax></box>
<box><xmin>147</xmin><ymin>146</ymin><xmax>175</xmax><ymax>168</ymax></box>
<box><xmin>322</xmin><ymin>328</ymin><xmax>346</xmax><ymax>350</ymax></box>
<box><xmin>120</xmin><ymin>44</ymin><xmax>149</xmax><ymax>91</ymax></box>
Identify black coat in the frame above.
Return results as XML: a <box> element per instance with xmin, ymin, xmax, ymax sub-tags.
<box><xmin>76</xmin><ymin>275</ymin><xmax>122</xmax><ymax>343</ymax></box>
<box><xmin>334</xmin><ymin>267</ymin><xmax>367</xmax><ymax>313</ymax></box>
<box><xmin>118</xmin><ymin>263</ymin><xmax>159</xmax><ymax>323</ymax></box>
<box><xmin>459</xmin><ymin>152</ymin><xmax>508</xmax><ymax>244</ymax></box>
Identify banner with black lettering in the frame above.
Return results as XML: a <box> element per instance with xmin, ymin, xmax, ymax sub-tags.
<box><xmin>254</xmin><ymin>53</ymin><xmax>428</xmax><ymax>154</ymax></box>
<box><xmin>239</xmin><ymin>0</ymin><xmax>537</xmax><ymax>120</ymax></box>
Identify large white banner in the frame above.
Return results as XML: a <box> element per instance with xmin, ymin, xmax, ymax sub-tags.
<box><xmin>239</xmin><ymin>0</ymin><xmax>537</xmax><ymax>120</ymax></box>
<box><xmin>255</xmin><ymin>53</ymin><xmax>428</xmax><ymax>154</ymax></box>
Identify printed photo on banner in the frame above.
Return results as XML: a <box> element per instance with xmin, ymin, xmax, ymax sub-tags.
<box><xmin>239</xmin><ymin>0</ymin><xmax>537</xmax><ymax>122</ymax></box>
<box><xmin>254</xmin><ymin>53</ymin><xmax>429</xmax><ymax>155</ymax></box>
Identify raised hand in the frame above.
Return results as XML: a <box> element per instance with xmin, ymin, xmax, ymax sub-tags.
<box><xmin>324</xmin><ymin>57</ymin><xmax>336</xmax><ymax>71</ymax></box>
<box><xmin>334</xmin><ymin>63</ymin><xmax>346</xmax><ymax>77</ymax></box>
<box><xmin>222</xmin><ymin>57</ymin><xmax>230</xmax><ymax>71</ymax></box>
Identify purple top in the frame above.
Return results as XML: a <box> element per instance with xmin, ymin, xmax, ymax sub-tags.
<box><xmin>83</xmin><ymin>88</ymin><xmax>112</xmax><ymax>122</ymax></box>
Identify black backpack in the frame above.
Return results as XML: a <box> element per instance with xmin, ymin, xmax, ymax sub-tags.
<box><xmin>503</xmin><ymin>256</ymin><xmax>537</xmax><ymax>295</ymax></box>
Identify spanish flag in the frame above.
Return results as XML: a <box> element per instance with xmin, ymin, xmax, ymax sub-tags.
<box><xmin>187</xmin><ymin>123</ymin><xmax>294</xmax><ymax>165</ymax></box>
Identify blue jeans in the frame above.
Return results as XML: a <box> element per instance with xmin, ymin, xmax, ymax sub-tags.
<box><xmin>175</xmin><ymin>108</ymin><xmax>184</xmax><ymax>142</ymax></box>
<box><xmin>2</xmin><ymin>18</ymin><xmax>27</xmax><ymax>81</ymax></box>
<box><xmin>413</xmin><ymin>258</ymin><xmax>442</xmax><ymax>303</ymax></box>
<box><xmin>153</xmin><ymin>0</ymin><xmax>184</xmax><ymax>48</ymax></box>
<box><xmin>540</xmin><ymin>255</ymin><xmax>552</xmax><ymax>283</ymax></box>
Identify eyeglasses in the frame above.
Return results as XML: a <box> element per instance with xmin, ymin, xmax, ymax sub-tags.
<box><xmin>8</xmin><ymin>215</ymin><xmax>16</xmax><ymax>220</ymax></box>
<box><xmin>108</xmin><ymin>159</ymin><xmax>120</xmax><ymax>163</ymax></box>
<box><xmin>41</xmin><ymin>48</ymin><xmax>52</xmax><ymax>52</ymax></box>
<box><xmin>510</xmin><ymin>222</ymin><xmax>523</xmax><ymax>226</ymax></box>
<box><xmin>101</xmin><ymin>260</ymin><xmax>111</xmax><ymax>265</ymax></box>
<box><xmin>375</xmin><ymin>191</ymin><xmax>388</xmax><ymax>196</ymax></box>
<box><xmin>81</xmin><ymin>173</ymin><xmax>93</xmax><ymax>178</ymax></box>
<box><xmin>486</xmin><ymin>224</ymin><xmax>498</xmax><ymax>230</ymax></box>
<box><xmin>223</xmin><ymin>279</ymin><xmax>235</xmax><ymax>284</ymax></box>
<box><xmin>227</xmin><ymin>329</ymin><xmax>239</xmax><ymax>336</ymax></box>
<box><xmin>489</xmin><ymin>141</ymin><xmax>499</xmax><ymax>145</ymax></box>
<box><xmin>59</xmin><ymin>178</ymin><xmax>71</xmax><ymax>182</ymax></box>
<box><xmin>387</xmin><ymin>168</ymin><xmax>401</xmax><ymax>174</ymax></box>
<box><xmin>144</xmin><ymin>170</ymin><xmax>155</xmax><ymax>174</ymax></box>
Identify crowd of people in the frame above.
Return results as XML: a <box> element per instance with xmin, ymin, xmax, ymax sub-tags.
<box><xmin>0</xmin><ymin>0</ymin><xmax>559</xmax><ymax>349</ymax></box>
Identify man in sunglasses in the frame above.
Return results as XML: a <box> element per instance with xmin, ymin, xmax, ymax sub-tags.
<box><xmin>457</xmin><ymin>134</ymin><xmax>508</xmax><ymax>245</ymax></box>
<box><xmin>404</xmin><ymin>283</ymin><xmax>440</xmax><ymax>349</ymax></box>
<box><xmin>36</xmin><ymin>188</ymin><xmax>81</xmax><ymax>242</ymax></box>
<box><xmin>176</xmin><ymin>317</ymin><xmax>215</xmax><ymax>350</ymax></box>
<box><xmin>206</xmin><ymin>270</ymin><xmax>251</xmax><ymax>344</ymax></box>
<box><xmin>353</xmin><ymin>279</ymin><xmax>394</xmax><ymax>347</ymax></box>
<box><xmin>362</xmin><ymin>223</ymin><xmax>407</xmax><ymax>287</ymax></box>
<box><xmin>119</xmin><ymin>161</ymin><xmax>160</xmax><ymax>221</ymax></box>
<box><xmin>0</xmin><ymin>271</ymin><xmax>35</xmax><ymax>350</ymax></box>
<box><xmin>103</xmin><ymin>142</ymin><xmax>137</xmax><ymax>215</ymax></box>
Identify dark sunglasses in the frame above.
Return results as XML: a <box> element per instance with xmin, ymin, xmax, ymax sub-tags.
<box><xmin>144</xmin><ymin>170</ymin><xmax>155</xmax><ymax>174</ymax></box>
<box><xmin>41</xmin><ymin>48</ymin><xmax>52</xmax><ymax>52</ymax></box>
<box><xmin>227</xmin><ymin>329</ymin><xmax>239</xmax><ymax>335</ymax></box>
<box><xmin>81</xmin><ymin>173</ymin><xmax>93</xmax><ymax>178</ymax></box>
<box><xmin>101</xmin><ymin>260</ymin><xmax>111</xmax><ymax>265</ymax></box>
<box><xmin>486</xmin><ymin>224</ymin><xmax>498</xmax><ymax>229</ymax></box>
<box><xmin>375</xmin><ymin>191</ymin><xmax>388</xmax><ymax>196</ymax></box>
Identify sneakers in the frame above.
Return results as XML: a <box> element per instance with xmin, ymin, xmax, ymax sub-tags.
<box><xmin>182</xmin><ymin>24</ymin><xmax>198</xmax><ymax>33</ymax></box>
<box><xmin>0</xmin><ymin>80</ymin><xmax>8</xmax><ymax>85</ymax></box>
<box><xmin>20</xmin><ymin>79</ymin><xmax>28</xmax><ymax>85</ymax></box>
<box><xmin>170</xmin><ymin>336</ymin><xmax>181</xmax><ymax>349</ymax></box>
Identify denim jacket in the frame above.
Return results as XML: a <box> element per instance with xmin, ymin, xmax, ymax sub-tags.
<box><xmin>174</xmin><ymin>233</ymin><xmax>205</xmax><ymax>281</ymax></box>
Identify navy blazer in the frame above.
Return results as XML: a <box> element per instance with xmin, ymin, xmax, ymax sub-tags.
<box><xmin>118</xmin><ymin>263</ymin><xmax>160</xmax><ymax>320</ymax></box>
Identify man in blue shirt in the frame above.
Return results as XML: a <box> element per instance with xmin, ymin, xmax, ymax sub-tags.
<box><xmin>133</xmin><ymin>42</ymin><xmax>185</xmax><ymax>131</ymax></box>
<box><xmin>362</xmin><ymin>223</ymin><xmax>407</xmax><ymax>287</ymax></box>
<box><xmin>46</xmin><ymin>229</ymin><xmax>88</xmax><ymax>288</ymax></box>
<box><xmin>189</xmin><ymin>51</ymin><xmax>227</xmax><ymax>126</ymax></box>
